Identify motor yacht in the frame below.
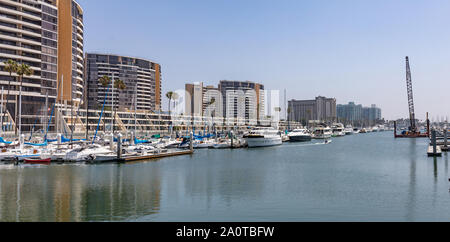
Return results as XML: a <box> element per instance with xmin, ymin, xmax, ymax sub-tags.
<box><xmin>312</xmin><ymin>126</ymin><xmax>332</xmax><ymax>139</ymax></box>
<box><xmin>344</xmin><ymin>125</ymin><xmax>354</xmax><ymax>135</ymax></box>
<box><xmin>287</xmin><ymin>128</ymin><xmax>312</xmax><ymax>142</ymax></box>
<box><xmin>244</xmin><ymin>127</ymin><xmax>282</xmax><ymax>148</ymax></box>
<box><xmin>331</xmin><ymin>123</ymin><xmax>346</xmax><ymax>137</ymax></box>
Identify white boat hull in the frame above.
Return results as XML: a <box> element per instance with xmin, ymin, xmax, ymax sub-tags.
<box><xmin>313</xmin><ymin>134</ymin><xmax>332</xmax><ymax>139</ymax></box>
<box><xmin>246</xmin><ymin>136</ymin><xmax>282</xmax><ymax>148</ymax></box>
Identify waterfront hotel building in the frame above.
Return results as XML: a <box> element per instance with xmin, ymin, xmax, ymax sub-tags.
<box><xmin>85</xmin><ymin>53</ymin><xmax>162</xmax><ymax>113</ymax></box>
<box><xmin>288</xmin><ymin>96</ymin><xmax>337</xmax><ymax>124</ymax></box>
<box><xmin>0</xmin><ymin>0</ymin><xmax>84</xmax><ymax>131</ymax></box>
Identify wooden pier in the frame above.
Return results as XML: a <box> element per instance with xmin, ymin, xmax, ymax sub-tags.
<box><xmin>122</xmin><ymin>149</ymin><xmax>194</xmax><ymax>163</ymax></box>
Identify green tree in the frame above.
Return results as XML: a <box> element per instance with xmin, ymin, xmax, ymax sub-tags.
<box><xmin>2</xmin><ymin>59</ymin><xmax>17</xmax><ymax>131</ymax></box>
<box><xmin>16</xmin><ymin>63</ymin><xmax>33</xmax><ymax>135</ymax></box>
<box><xmin>166</xmin><ymin>91</ymin><xmax>174</xmax><ymax>115</ymax></box>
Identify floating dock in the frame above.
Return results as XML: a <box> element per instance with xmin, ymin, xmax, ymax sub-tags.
<box><xmin>122</xmin><ymin>149</ymin><xmax>194</xmax><ymax>163</ymax></box>
<box><xmin>428</xmin><ymin>146</ymin><xmax>442</xmax><ymax>157</ymax></box>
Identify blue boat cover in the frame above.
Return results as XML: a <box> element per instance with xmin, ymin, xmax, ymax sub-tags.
<box><xmin>0</xmin><ymin>137</ymin><xmax>12</xmax><ymax>145</ymax></box>
<box><xmin>24</xmin><ymin>141</ymin><xmax>48</xmax><ymax>147</ymax></box>
<box><xmin>134</xmin><ymin>137</ymin><xmax>149</xmax><ymax>144</ymax></box>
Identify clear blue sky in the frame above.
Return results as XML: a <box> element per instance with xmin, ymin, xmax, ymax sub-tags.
<box><xmin>78</xmin><ymin>0</ymin><xmax>450</xmax><ymax>121</ymax></box>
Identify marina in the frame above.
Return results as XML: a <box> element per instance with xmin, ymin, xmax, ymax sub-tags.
<box><xmin>1</xmin><ymin>131</ymin><xmax>449</xmax><ymax>222</ymax></box>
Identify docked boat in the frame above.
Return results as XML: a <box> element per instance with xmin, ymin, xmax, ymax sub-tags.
<box><xmin>24</xmin><ymin>158</ymin><xmax>51</xmax><ymax>165</ymax></box>
<box><xmin>312</xmin><ymin>126</ymin><xmax>332</xmax><ymax>139</ymax></box>
<box><xmin>212</xmin><ymin>142</ymin><xmax>231</xmax><ymax>149</ymax></box>
<box><xmin>287</xmin><ymin>128</ymin><xmax>312</xmax><ymax>142</ymax></box>
<box><xmin>359</xmin><ymin>128</ymin><xmax>367</xmax><ymax>134</ymax></box>
<box><xmin>65</xmin><ymin>144</ymin><xmax>115</xmax><ymax>162</ymax></box>
<box><xmin>344</xmin><ymin>125</ymin><xmax>354</xmax><ymax>135</ymax></box>
<box><xmin>244</xmin><ymin>127</ymin><xmax>282</xmax><ymax>148</ymax></box>
<box><xmin>331</xmin><ymin>123</ymin><xmax>346</xmax><ymax>137</ymax></box>
<box><xmin>194</xmin><ymin>140</ymin><xmax>215</xmax><ymax>149</ymax></box>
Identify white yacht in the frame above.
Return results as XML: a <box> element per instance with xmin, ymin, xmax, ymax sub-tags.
<box><xmin>312</xmin><ymin>126</ymin><xmax>332</xmax><ymax>139</ymax></box>
<box><xmin>288</xmin><ymin>128</ymin><xmax>312</xmax><ymax>142</ymax></box>
<box><xmin>244</xmin><ymin>127</ymin><xmax>282</xmax><ymax>148</ymax></box>
<box><xmin>344</xmin><ymin>125</ymin><xmax>354</xmax><ymax>135</ymax></box>
<box><xmin>331</xmin><ymin>123</ymin><xmax>346</xmax><ymax>137</ymax></box>
<box><xmin>65</xmin><ymin>144</ymin><xmax>115</xmax><ymax>162</ymax></box>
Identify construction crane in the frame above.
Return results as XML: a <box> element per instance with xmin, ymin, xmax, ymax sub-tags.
<box><xmin>394</xmin><ymin>56</ymin><xmax>429</xmax><ymax>138</ymax></box>
<box><xmin>405</xmin><ymin>56</ymin><xmax>417</xmax><ymax>132</ymax></box>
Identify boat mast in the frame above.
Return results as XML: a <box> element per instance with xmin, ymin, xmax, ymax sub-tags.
<box><xmin>85</xmin><ymin>75</ymin><xmax>89</xmax><ymax>140</ymax></box>
<box><xmin>0</xmin><ymin>87</ymin><xmax>3</xmax><ymax>136</ymax></box>
<box><xmin>134</xmin><ymin>84</ymin><xmax>137</xmax><ymax>134</ymax></box>
<box><xmin>44</xmin><ymin>90</ymin><xmax>48</xmax><ymax>135</ymax></box>
<box><xmin>111</xmin><ymin>72</ymin><xmax>115</xmax><ymax>134</ymax></box>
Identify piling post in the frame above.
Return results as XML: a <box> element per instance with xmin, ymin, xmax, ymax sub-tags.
<box><xmin>432</xmin><ymin>129</ymin><xmax>437</xmax><ymax>155</ymax></box>
<box><xmin>444</xmin><ymin>128</ymin><xmax>448</xmax><ymax>149</ymax></box>
<box><xmin>231</xmin><ymin>131</ymin><xmax>234</xmax><ymax>148</ymax></box>
<box><xmin>190</xmin><ymin>132</ymin><xmax>193</xmax><ymax>152</ymax></box>
<box><xmin>110</xmin><ymin>133</ymin><xmax>114</xmax><ymax>151</ymax></box>
<box><xmin>394</xmin><ymin>121</ymin><xmax>397</xmax><ymax>138</ymax></box>
<box><xmin>117</xmin><ymin>133</ymin><xmax>122</xmax><ymax>159</ymax></box>
<box><xmin>131</xmin><ymin>131</ymin><xmax>135</xmax><ymax>146</ymax></box>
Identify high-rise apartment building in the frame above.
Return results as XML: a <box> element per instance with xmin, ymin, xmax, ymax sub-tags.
<box><xmin>85</xmin><ymin>53</ymin><xmax>162</xmax><ymax>112</ymax></box>
<box><xmin>0</xmin><ymin>0</ymin><xmax>81</xmax><ymax>131</ymax></box>
<box><xmin>337</xmin><ymin>102</ymin><xmax>363</xmax><ymax>122</ymax></box>
<box><xmin>337</xmin><ymin>102</ymin><xmax>382</xmax><ymax>123</ymax></box>
<box><xmin>57</xmin><ymin>0</ymin><xmax>84</xmax><ymax>106</ymax></box>
<box><xmin>202</xmin><ymin>85</ymin><xmax>222</xmax><ymax>118</ymax></box>
<box><xmin>218</xmin><ymin>80</ymin><xmax>265</xmax><ymax>122</ymax></box>
<box><xmin>288</xmin><ymin>96</ymin><xmax>337</xmax><ymax>124</ymax></box>
<box><xmin>362</xmin><ymin>104</ymin><xmax>382</xmax><ymax>121</ymax></box>
<box><xmin>185</xmin><ymin>80</ymin><xmax>264</xmax><ymax>123</ymax></box>
<box><xmin>185</xmin><ymin>82</ymin><xmax>203</xmax><ymax>116</ymax></box>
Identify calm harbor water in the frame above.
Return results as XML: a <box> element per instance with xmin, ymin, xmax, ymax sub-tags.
<box><xmin>0</xmin><ymin>132</ymin><xmax>449</xmax><ymax>222</ymax></box>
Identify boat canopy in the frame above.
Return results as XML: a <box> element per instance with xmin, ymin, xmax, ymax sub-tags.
<box><xmin>24</xmin><ymin>141</ymin><xmax>48</xmax><ymax>147</ymax></box>
<box><xmin>134</xmin><ymin>137</ymin><xmax>150</xmax><ymax>144</ymax></box>
<box><xmin>0</xmin><ymin>137</ymin><xmax>12</xmax><ymax>144</ymax></box>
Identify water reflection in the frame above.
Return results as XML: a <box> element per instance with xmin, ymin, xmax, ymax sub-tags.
<box><xmin>405</xmin><ymin>138</ymin><xmax>417</xmax><ymax>222</ymax></box>
<box><xmin>0</xmin><ymin>164</ymin><xmax>162</xmax><ymax>222</ymax></box>
<box><xmin>445</xmin><ymin>153</ymin><xmax>448</xmax><ymax>177</ymax></box>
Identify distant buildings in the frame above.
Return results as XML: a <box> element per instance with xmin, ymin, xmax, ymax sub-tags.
<box><xmin>185</xmin><ymin>82</ymin><xmax>203</xmax><ymax>116</ymax></box>
<box><xmin>288</xmin><ymin>96</ymin><xmax>337</xmax><ymax>124</ymax></box>
<box><xmin>185</xmin><ymin>80</ymin><xmax>265</xmax><ymax>124</ymax></box>
<box><xmin>337</xmin><ymin>102</ymin><xmax>382</xmax><ymax>124</ymax></box>
<box><xmin>85</xmin><ymin>53</ymin><xmax>162</xmax><ymax>112</ymax></box>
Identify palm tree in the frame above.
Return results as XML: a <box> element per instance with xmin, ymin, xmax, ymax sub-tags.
<box><xmin>112</xmin><ymin>79</ymin><xmax>126</xmax><ymax>133</ymax></box>
<box><xmin>2</xmin><ymin>59</ymin><xmax>17</xmax><ymax>132</ymax></box>
<box><xmin>16</xmin><ymin>63</ymin><xmax>33</xmax><ymax>136</ymax></box>
<box><xmin>208</xmin><ymin>98</ymin><xmax>216</xmax><ymax>132</ymax></box>
<box><xmin>99</xmin><ymin>75</ymin><xmax>111</xmax><ymax>88</ymax></box>
<box><xmin>166</xmin><ymin>91</ymin><xmax>175</xmax><ymax>115</ymax></box>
